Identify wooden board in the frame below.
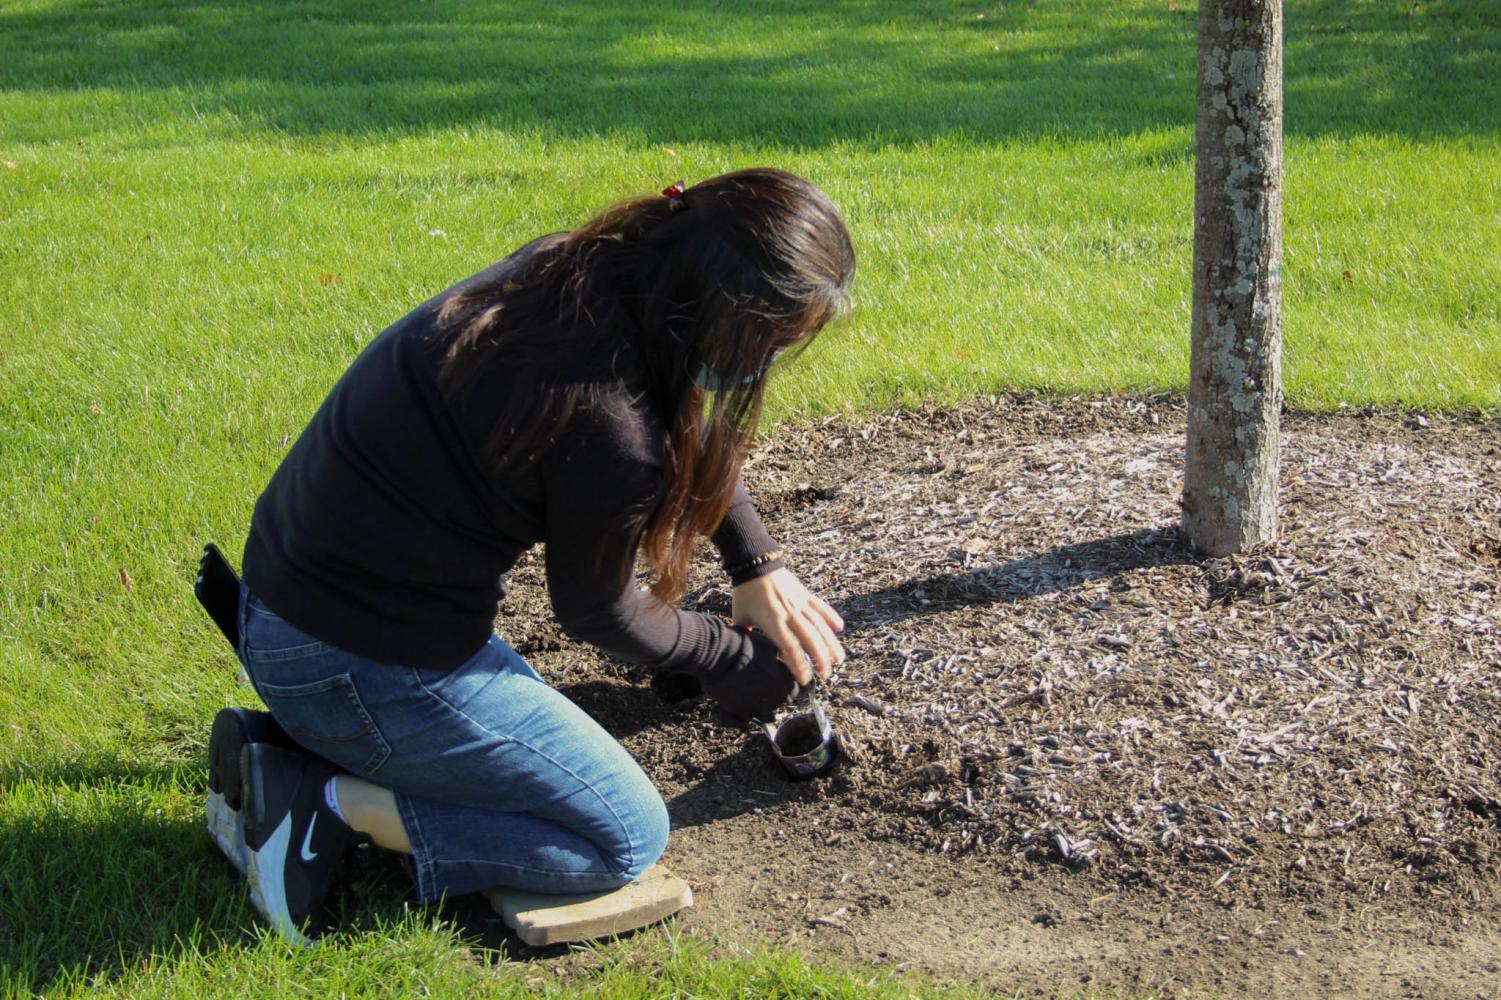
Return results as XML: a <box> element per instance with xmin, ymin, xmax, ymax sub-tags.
<box><xmin>484</xmin><ymin>863</ymin><xmax>693</xmax><ymax>946</ymax></box>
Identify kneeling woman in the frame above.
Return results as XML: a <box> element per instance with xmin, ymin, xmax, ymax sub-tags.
<box><xmin>214</xmin><ymin>168</ymin><xmax>855</xmax><ymax>943</ymax></box>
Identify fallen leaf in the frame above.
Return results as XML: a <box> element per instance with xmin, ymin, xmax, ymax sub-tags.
<box><xmin>89</xmin><ymin>403</ymin><xmax>102</xmax><ymax>415</ymax></box>
<box><xmin>118</xmin><ymin>568</ymin><xmax>134</xmax><ymax>590</ymax></box>
<box><xmin>319</xmin><ymin>272</ymin><xmax>338</xmax><ymax>286</ymax></box>
<box><xmin>1341</xmin><ymin>270</ymin><xmax>1353</xmax><ymax>283</ymax></box>
<box><xmin>955</xmin><ymin>350</ymin><xmax>972</xmax><ymax>359</ymax></box>
<box><xmin>4</xmin><ymin>161</ymin><xmax>16</xmax><ymax>170</ymax></box>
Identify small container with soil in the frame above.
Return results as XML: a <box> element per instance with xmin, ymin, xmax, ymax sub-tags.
<box><xmin>762</xmin><ymin>684</ymin><xmax>839</xmax><ymax>780</ymax></box>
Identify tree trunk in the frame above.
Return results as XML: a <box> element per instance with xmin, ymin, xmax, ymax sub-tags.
<box><xmin>1183</xmin><ymin>0</ymin><xmax>1284</xmax><ymax>556</ymax></box>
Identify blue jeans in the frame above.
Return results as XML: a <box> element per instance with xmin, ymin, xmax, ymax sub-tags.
<box><xmin>234</xmin><ymin>587</ymin><xmax>669</xmax><ymax>903</ymax></box>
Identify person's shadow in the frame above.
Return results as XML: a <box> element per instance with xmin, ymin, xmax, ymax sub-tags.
<box><xmin>4</xmin><ymin>750</ymin><xmax>516</xmax><ymax>984</ymax></box>
<box><xmin>551</xmin><ymin>677</ymin><xmax>679</xmax><ymax>740</ymax></box>
<box><xmin>555</xmin><ymin>678</ymin><xmax>817</xmax><ymax>826</ymax></box>
<box><xmin>0</xmin><ymin>752</ymin><xmax>270</xmax><ymax>992</ymax></box>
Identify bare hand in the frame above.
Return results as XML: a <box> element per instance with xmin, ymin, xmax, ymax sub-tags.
<box><xmin>731</xmin><ymin>567</ymin><xmax>846</xmax><ymax>685</ymax></box>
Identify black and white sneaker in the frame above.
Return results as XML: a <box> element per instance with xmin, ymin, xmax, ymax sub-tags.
<box><xmin>206</xmin><ymin>707</ymin><xmax>295</xmax><ymax>874</ymax></box>
<box><xmin>240</xmin><ymin>743</ymin><xmax>351</xmax><ymax>946</ymax></box>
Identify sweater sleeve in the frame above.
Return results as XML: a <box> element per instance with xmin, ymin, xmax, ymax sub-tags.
<box><xmin>709</xmin><ymin>476</ymin><xmax>785</xmax><ymax>585</ymax></box>
<box><xmin>538</xmin><ymin>398</ymin><xmax>795</xmax><ymax>719</ymax></box>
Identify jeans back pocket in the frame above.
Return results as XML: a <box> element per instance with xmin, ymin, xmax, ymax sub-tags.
<box><xmin>255</xmin><ymin>673</ymin><xmax>392</xmax><ymax>777</ymax></box>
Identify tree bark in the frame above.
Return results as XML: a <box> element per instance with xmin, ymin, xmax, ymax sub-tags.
<box><xmin>1183</xmin><ymin>0</ymin><xmax>1284</xmax><ymax>556</ymax></box>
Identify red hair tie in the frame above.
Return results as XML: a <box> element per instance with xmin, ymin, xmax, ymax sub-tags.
<box><xmin>662</xmin><ymin>180</ymin><xmax>687</xmax><ymax>213</ymax></box>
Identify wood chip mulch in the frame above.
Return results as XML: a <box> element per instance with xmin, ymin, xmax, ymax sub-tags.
<box><xmin>505</xmin><ymin>395</ymin><xmax>1501</xmax><ymax>912</ymax></box>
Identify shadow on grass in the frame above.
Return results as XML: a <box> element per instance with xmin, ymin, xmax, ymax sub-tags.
<box><xmin>0</xmin><ymin>748</ymin><xmax>438</xmax><ymax>991</ymax></box>
<box><xmin>0</xmin><ymin>751</ymin><xmax>262</xmax><ymax>992</ymax></box>
<box><xmin>2</xmin><ymin>0</ymin><xmax>1495</xmax><ymax>143</ymax></box>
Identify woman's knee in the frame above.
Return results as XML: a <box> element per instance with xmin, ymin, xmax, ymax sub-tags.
<box><xmin>618</xmin><ymin>786</ymin><xmax>670</xmax><ymax>880</ymax></box>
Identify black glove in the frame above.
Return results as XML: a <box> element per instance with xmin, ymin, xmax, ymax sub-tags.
<box><xmin>696</xmin><ymin>627</ymin><xmax>797</xmax><ymax>724</ymax></box>
<box><xmin>648</xmin><ymin>669</ymin><xmax>704</xmax><ymax>705</ymax></box>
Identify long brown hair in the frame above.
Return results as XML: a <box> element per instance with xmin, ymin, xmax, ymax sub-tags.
<box><xmin>437</xmin><ymin>168</ymin><xmax>855</xmax><ymax>602</ymax></box>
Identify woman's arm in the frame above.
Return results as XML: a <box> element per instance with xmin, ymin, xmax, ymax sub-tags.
<box><xmin>538</xmin><ymin>404</ymin><xmax>797</xmax><ymax>719</ymax></box>
<box><xmin>710</xmin><ymin>476</ymin><xmax>846</xmax><ymax>683</ymax></box>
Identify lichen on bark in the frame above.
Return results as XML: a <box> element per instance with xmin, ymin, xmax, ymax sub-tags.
<box><xmin>1183</xmin><ymin>0</ymin><xmax>1284</xmax><ymax>556</ymax></box>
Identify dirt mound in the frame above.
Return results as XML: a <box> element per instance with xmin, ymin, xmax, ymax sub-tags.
<box><xmin>481</xmin><ymin>396</ymin><xmax>1501</xmax><ymax>997</ymax></box>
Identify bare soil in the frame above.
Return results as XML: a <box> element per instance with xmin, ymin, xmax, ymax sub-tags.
<box><xmin>453</xmin><ymin>396</ymin><xmax>1501</xmax><ymax>998</ymax></box>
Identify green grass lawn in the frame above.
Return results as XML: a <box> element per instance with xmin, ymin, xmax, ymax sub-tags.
<box><xmin>2</xmin><ymin>0</ymin><xmax>1498</xmax><ymax>995</ymax></box>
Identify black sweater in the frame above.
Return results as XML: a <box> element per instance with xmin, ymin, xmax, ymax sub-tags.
<box><xmin>242</xmin><ymin>242</ymin><xmax>791</xmax><ymax>711</ymax></box>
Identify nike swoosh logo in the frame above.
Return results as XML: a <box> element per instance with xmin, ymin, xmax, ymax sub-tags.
<box><xmin>300</xmin><ymin>814</ymin><xmax>318</xmax><ymax>863</ymax></box>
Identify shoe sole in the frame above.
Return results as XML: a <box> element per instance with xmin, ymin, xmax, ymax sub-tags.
<box><xmin>206</xmin><ymin>708</ymin><xmax>293</xmax><ymax>874</ymax></box>
<box><xmin>241</xmin><ymin>744</ymin><xmax>316</xmax><ymax>948</ymax></box>
<box><xmin>205</xmin><ymin>791</ymin><xmax>244</xmax><ymax>872</ymax></box>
